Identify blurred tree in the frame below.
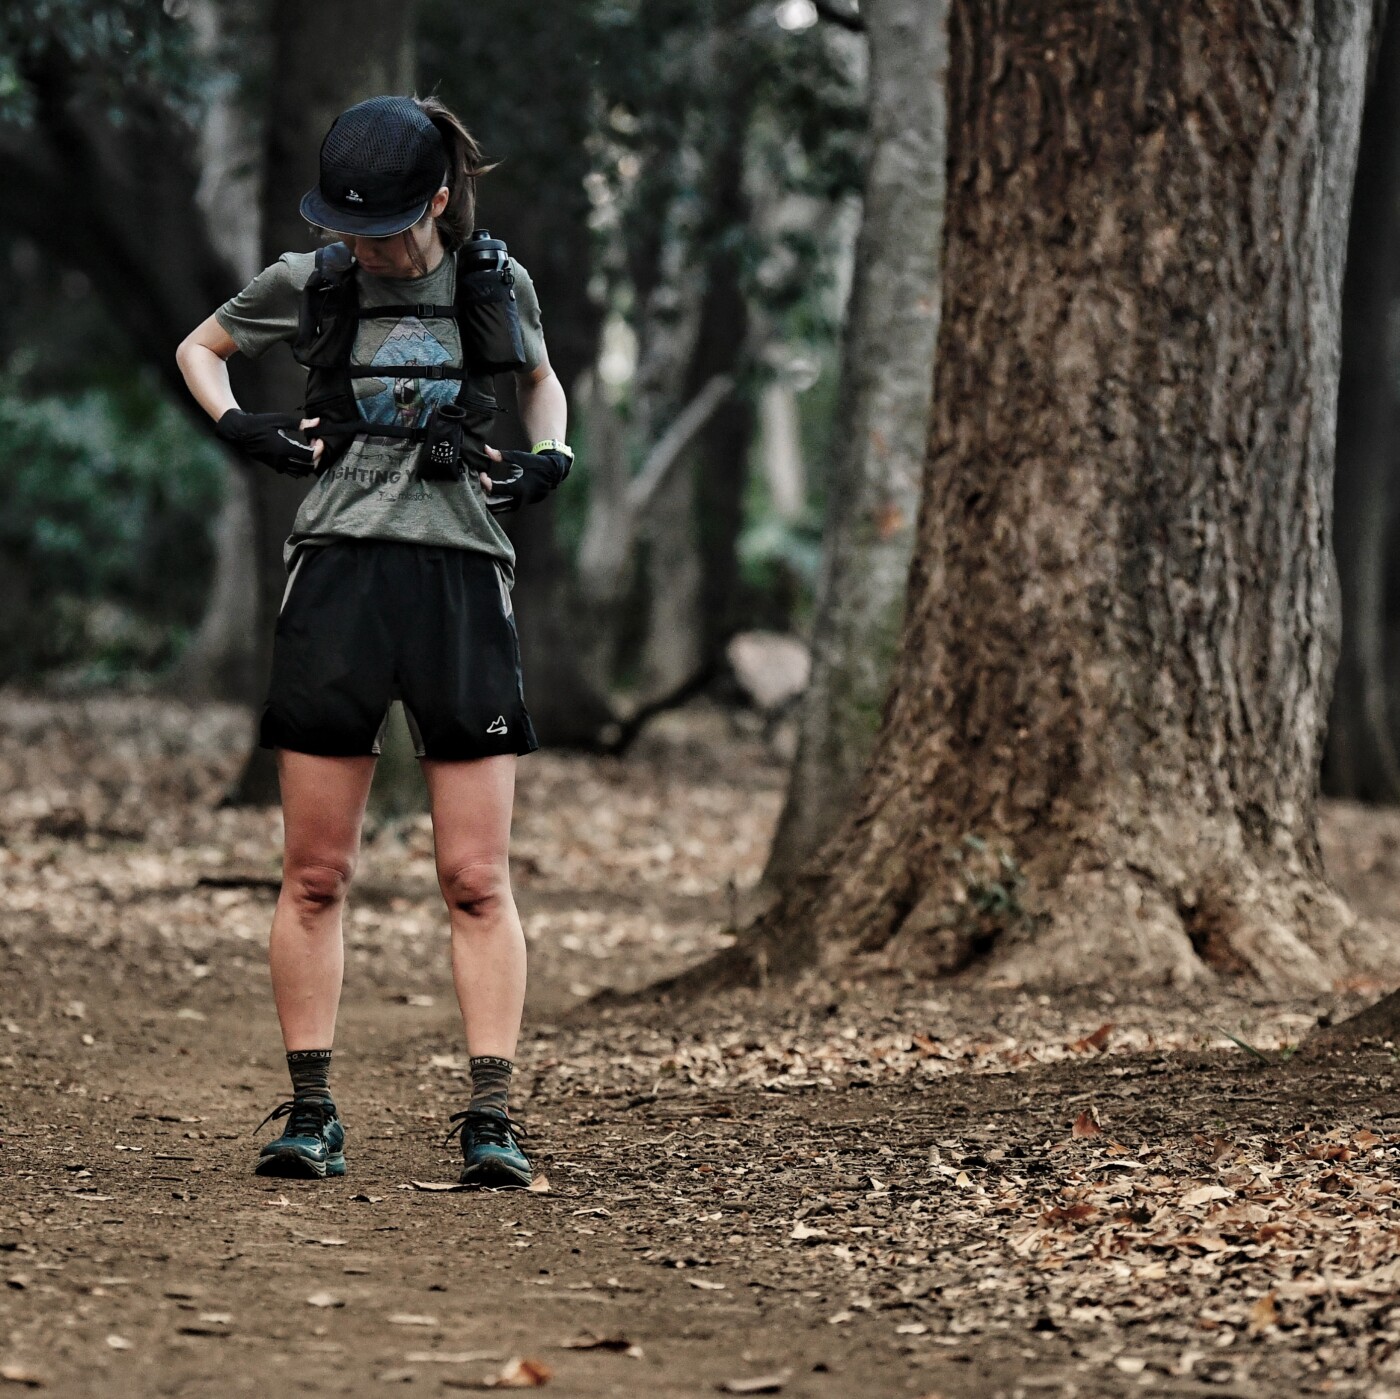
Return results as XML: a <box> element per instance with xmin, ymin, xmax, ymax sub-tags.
<box><xmin>1325</xmin><ymin>0</ymin><xmax>1400</xmax><ymax>802</ymax></box>
<box><xmin>665</xmin><ymin>0</ymin><xmax>1376</xmax><ymax>996</ymax></box>
<box><xmin>763</xmin><ymin>0</ymin><xmax>946</xmax><ymax>884</ymax></box>
<box><xmin>228</xmin><ymin>0</ymin><xmax>418</xmax><ymax>804</ymax></box>
<box><xmin>418</xmin><ymin>0</ymin><xmax>617</xmax><ymax>747</ymax></box>
<box><xmin>575</xmin><ymin>0</ymin><xmax>863</xmax><ymax>700</ymax></box>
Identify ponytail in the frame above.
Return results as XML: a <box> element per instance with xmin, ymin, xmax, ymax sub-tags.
<box><xmin>412</xmin><ymin>94</ymin><xmax>497</xmax><ymax>252</ymax></box>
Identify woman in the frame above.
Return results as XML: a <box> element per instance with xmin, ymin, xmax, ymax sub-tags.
<box><xmin>175</xmin><ymin>94</ymin><xmax>572</xmax><ymax>1188</ymax></box>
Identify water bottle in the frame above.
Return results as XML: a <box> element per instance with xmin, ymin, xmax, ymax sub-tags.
<box><xmin>458</xmin><ymin>229</ymin><xmax>527</xmax><ymax>374</ymax></box>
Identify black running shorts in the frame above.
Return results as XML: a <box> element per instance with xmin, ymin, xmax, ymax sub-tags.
<box><xmin>259</xmin><ymin>539</ymin><xmax>539</xmax><ymax>761</ymax></box>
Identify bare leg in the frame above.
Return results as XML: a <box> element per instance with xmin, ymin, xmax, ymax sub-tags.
<box><xmin>421</xmin><ymin>755</ymin><xmax>525</xmax><ymax>1058</ymax></box>
<box><xmin>269</xmin><ymin>750</ymin><xmax>377</xmax><ymax>1050</ymax></box>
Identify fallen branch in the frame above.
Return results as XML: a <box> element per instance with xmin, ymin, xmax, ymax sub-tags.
<box><xmin>602</xmin><ymin>662</ymin><xmax>720</xmax><ymax>757</ymax></box>
<box><xmin>624</xmin><ymin>373</ymin><xmax>736</xmax><ymax>519</ymax></box>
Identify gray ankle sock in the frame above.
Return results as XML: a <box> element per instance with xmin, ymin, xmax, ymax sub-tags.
<box><xmin>469</xmin><ymin>1055</ymin><xmax>513</xmax><ymax>1116</ymax></box>
<box><xmin>287</xmin><ymin>1048</ymin><xmax>333</xmax><ymax>1101</ymax></box>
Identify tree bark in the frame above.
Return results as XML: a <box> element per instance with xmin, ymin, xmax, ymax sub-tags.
<box><xmin>228</xmin><ymin>0</ymin><xmax>418</xmax><ymax>804</ymax></box>
<box><xmin>764</xmin><ymin>0</ymin><xmax>947</xmax><ymax>884</ymax></box>
<box><xmin>679</xmin><ymin>0</ymin><xmax>1381</xmax><ymax>998</ymax></box>
<box><xmin>1324</xmin><ymin>0</ymin><xmax>1400</xmax><ymax>801</ymax></box>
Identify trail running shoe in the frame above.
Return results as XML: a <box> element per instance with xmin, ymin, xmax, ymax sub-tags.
<box><xmin>254</xmin><ymin>1097</ymin><xmax>346</xmax><ymax>1179</ymax></box>
<box><xmin>446</xmin><ymin>1108</ymin><xmax>532</xmax><ymax>1189</ymax></box>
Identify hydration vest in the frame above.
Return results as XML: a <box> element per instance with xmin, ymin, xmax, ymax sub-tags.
<box><xmin>291</xmin><ymin>236</ymin><xmax>526</xmax><ymax>474</ymax></box>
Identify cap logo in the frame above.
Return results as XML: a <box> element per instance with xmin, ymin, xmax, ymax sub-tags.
<box><xmin>345</xmin><ymin>188</ymin><xmax>364</xmax><ymax>203</ymax></box>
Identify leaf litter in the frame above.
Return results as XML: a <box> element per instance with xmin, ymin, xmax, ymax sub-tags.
<box><xmin>6</xmin><ymin>697</ymin><xmax>1400</xmax><ymax>1394</ymax></box>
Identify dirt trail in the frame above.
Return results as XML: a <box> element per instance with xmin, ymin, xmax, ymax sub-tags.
<box><xmin>4</xmin><ymin>697</ymin><xmax>1400</xmax><ymax>1398</ymax></box>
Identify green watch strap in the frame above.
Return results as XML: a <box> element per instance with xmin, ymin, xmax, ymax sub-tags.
<box><xmin>531</xmin><ymin>439</ymin><xmax>573</xmax><ymax>460</ymax></box>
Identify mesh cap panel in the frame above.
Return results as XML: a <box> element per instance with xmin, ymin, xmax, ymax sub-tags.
<box><xmin>322</xmin><ymin>97</ymin><xmax>434</xmax><ymax>178</ymax></box>
<box><xmin>302</xmin><ymin>96</ymin><xmax>448</xmax><ymax>234</ymax></box>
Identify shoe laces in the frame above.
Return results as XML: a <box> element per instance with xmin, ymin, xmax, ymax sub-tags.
<box><xmin>254</xmin><ymin>1096</ymin><xmax>336</xmax><ymax>1138</ymax></box>
<box><xmin>444</xmin><ymin>1108</ymin><xmax>528</xmax><ymax>1150</ymax></box>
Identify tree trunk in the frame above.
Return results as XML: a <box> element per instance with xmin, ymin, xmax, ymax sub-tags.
<box><xmin>228</xmin><ymin>1</ymin><xmax>418</xmax><ymax>804</ymax></box>
<box><xmin>764</xmin><ymin>0</ymin><xmax>947</xmax><ymax>884</ymax></box>
<box><xmin>759</xmin><ymin>381</ymin><xmax>807</xmax><ymax>522</ymax></box>
<box><xmin>1324</xmin><ymin>0</ymin><xmax>1400</xmax><ymax>801</ymax></box>
<box><xmin>641</xmin><ymin>5</ymin><xmax>759</xmax><ymax>695</ymax></box>
<box><xmin>167</xmin><ymin>0</ymin><xmax>263</xmax><ymax>704</ymax></box>
<box><xmin>169</xmin><ymin>463</ymin><xmax>259</xmax><ymax>701</ymax></box>
<box><xmin>678</xmin><ymin>0</ymin><xmax>1381</xmax><ymax>998</ymax></box>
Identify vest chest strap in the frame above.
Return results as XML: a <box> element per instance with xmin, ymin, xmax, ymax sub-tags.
<box><xmin>346</xmin><ymin>364</ymin><xmax>463</xmax><ymax>380</ymax></box>
<box><xmin>356</xmin><ymin>303</ymin><xmax>457</xmax><ymax>319</ymax></box>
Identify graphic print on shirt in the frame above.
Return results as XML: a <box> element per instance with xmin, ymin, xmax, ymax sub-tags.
<box><xmin>354</xmin><ymin>316</ymin><xmax>460</xmax><ymax>431</ymax></box>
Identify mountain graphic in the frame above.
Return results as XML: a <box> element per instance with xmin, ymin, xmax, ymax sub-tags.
<box><xmin>354</xmin><ymin>317</ymin><xmax>460</xmax><ymax>428</ymax></box>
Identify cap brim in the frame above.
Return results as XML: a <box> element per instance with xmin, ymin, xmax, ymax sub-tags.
<box><xmin>299</xmin><ymin>187</ymin><xmax>430</xmax><ymax>238</ymax></box>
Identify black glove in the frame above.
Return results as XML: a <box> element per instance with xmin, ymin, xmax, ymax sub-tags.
<box><xmin>480</xmin><ymin>447</ymin><xmax>572</xmax><ymax>515</ymax></box>
<box><xmin>215</xmin><ymin>409</ymin><xmax>318</xmax><ymax>478</ymax></box>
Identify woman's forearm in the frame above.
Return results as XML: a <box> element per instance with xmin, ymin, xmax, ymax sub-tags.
<box><xmin>176</xmin><ymin>341</ymin><xmax>240</xmax><ymax>422</ymax></box>
<box><xmin>515</xmin><ymin>368</ymin><xmax>568</xmax><ymax>448</ymax></box>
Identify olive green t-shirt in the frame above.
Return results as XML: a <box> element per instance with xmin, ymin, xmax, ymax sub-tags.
<box><xmin>214</xmin><ymin>247</ymin><xmax>546</xmax><ymax>583</ymax></box>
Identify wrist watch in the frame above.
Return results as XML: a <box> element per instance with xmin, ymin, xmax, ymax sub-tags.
<box><xmin>531</xmin><ymin>439</ymin><xmax>574</xmax><ymax>461</ymax></box>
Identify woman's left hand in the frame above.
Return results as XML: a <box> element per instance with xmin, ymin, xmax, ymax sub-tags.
<box><xmin>478</xmin><ymin>442</ymin><xmax>571</xmax><ymax>515</ymax></box>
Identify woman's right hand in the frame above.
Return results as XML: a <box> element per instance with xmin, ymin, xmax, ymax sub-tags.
<box><xmin>214</xmin><ymin>409</ymin><xmax>320</xmax><ymax>477</ymax></box>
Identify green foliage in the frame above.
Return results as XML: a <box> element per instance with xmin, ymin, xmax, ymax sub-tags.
<box><xmin>0</xmin><ymin>372</ymin><xmax>223</xmax><ymax>681</ymax></box>
<box><xmin>0</xmin><ymin>1</ymin><xmax>203</xmax><ymax>125</ymax></box>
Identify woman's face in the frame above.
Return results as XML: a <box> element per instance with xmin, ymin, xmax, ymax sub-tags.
<box><xmin>341</xmin><ymin>186</ymin><xmax>450</xmax><ymax>277</ymax></box>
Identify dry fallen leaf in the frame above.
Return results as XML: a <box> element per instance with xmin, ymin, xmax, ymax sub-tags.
<box><xmin>411</xmin><ymin>1180</ymin><xmax>467</xmax><ymax>1193</ymax></box>
<box><xmin>527</xmin><ymin>1174</ymin><xmax>551</xmax><ymax>1194</ymax></box>
<box><xmin>0</xmin><ymin>1365</ymin><xmax>45</xmax><ymax>1388</ymax></box>
<box><xmin>1250</xmin><ymin>1292</ymin><xmax>1279</xmax><ymax>1332</ymax></box>
<box><xmin>305</xmin><ymin>1292</ymin><xmax>344</xmax><ymax>1309</ymax></box>
<box><xmin>717</xmin><ymin>1371</ymin><xmax>791</xmax><ymax>1395</ymax></box>
<box><xmin>688</xmin><ymin>1278</ymin><xmax>725</xmax><ymax>1291</ymax></box>
<box><xmin>1070</xmin><ymin>1023</ymin><xmax>1114</xmax><ymax>1053</ymax></box>
<box><xmin>388</xmin><ymin>1314</ymin><xmax>439</xmax><ymax>1328</ymax></box>
<box><xmin>482</xmin><ymin>1356</ymin><xmax>552</xmax><ymax>1388</ymax></box>
<box><xmin>1180</xmin><ymin>1185</ymin><xmax>1233</xmax><ymax>1208</ymax></box>
<box><xmin>104</xmin><ymin>1336</ymin><xmax>132</xmax><ymax>1351</ymax></box>
<box><xmin>1071</xmin><ymin>1109</ymin><xmax>1102</xmax><ymax>1138</ymax></box>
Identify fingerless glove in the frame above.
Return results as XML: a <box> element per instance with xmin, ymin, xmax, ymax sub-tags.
<box><xmin>481</xmin><ymin>447</ymin><xmax>572</xmax><ymax>516</ymax></box>
<box><xmin>215</xmin><ymin>409</ymin><xmax>318</xmax><ymax>478</ymax></box>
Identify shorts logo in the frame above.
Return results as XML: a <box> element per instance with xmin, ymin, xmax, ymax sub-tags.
<box><xmin>487</xmin><ymin>715</ymin><xmax>508</xmax><ymax>734</ymax></box>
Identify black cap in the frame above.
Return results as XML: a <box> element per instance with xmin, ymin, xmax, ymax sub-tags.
<box><xmin>299</xmin><ymin>96</ymin><xmax>447</xmax><ymax>238</ymax></box>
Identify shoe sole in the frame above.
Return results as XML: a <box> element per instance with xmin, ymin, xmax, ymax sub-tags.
<box><xmin>457</xmin><ymin>1164</ymin><xmax>532</xmax><ymax>1190</ymax></box>
<box><xmin>255</xmin><ymin>1150</ymin><xmax>346</xmax><ymax>1180</ymax></box>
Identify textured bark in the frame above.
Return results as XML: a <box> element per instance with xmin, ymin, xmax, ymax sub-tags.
<box><xmin>680</xmin><ymin>0</ymin><xmax>1381</xmax><ymax>997</ymax></box>
<box><xmin>1324</xmin><ymin>0</ymin><xmax>1400</xmax><ymax>800</ymax></box>
<box><xmin>228</xmin><ymin>2</ymin><xmax>418</xmax><ymax>804</ymax></box>
<box><xmin>764</xmin><ymin>0</ymin><xmax>947</xmax><ymax>883</ymax></box>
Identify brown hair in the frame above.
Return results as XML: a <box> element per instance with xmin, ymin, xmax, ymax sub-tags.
<box><xmin>398</xmin><ymin>95</ymin><xmax>498</xmax><ymax>274</ymax></box>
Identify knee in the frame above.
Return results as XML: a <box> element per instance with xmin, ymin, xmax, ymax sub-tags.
<box><xmin>282</xmin><ymin>856</ymin><xmax>355</xmax><ymax>925</ymax></box>
<box><xmin>440</xmin><ymin>858</ymin><xmax>510</xmax><ymax>922</ymax></box>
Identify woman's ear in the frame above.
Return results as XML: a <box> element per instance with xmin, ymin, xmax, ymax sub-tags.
<box><xmin>432</xmin><ymin>185</ymin><xmax>451</xmax><ymax>218</ymax></box>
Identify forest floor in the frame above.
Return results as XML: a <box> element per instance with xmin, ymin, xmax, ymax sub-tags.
<box><xmin>5</xmin><ymin>696</ymin><xmax>1400</xmax><ymax>1399</ymax></box>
